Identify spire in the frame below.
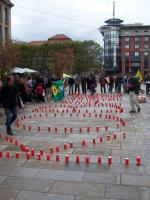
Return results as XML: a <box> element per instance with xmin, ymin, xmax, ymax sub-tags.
<box><xmin>113</xmin><ymin>1</ymin><xmax>115</xmax><ymax>18</ymax></box>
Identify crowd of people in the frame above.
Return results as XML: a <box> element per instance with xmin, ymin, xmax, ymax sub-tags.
<box><xmin>0</xmin><ymin>72</ymin><xmax>145</xmax><ymax>135</ymax></box>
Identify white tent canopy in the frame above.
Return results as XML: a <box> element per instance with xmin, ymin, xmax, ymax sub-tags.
<box><xmin>13</xmin><ymin>67</ymin><xmax>38</xmax><ymax>74</ymax></box>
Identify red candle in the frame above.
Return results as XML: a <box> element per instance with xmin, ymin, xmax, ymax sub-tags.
<box><xmin>96</xmin><ymin>127</ymin><xmax>100</xmax><ymax>132</ymax></box>
<box><xmin>92</xmin><ymin>137</ymin><xmax>96</xmax><ymax>144</ymax></box>
<box><xmin>98</xmin><ymin>156</ymin><xmax>102</xmax><ymax>165</ymax></box>
<box><xmin>0</xmin><ymin>152</ymin><xmax>2</xmax><ymax>158</ymax></box>
<box><xmin>70</xmin><ymin>128</ymin><xmax>73</xmax><ymax>133</ymax></box>
<box><xmin>31</xmin><ymin>149</ymin><xmax>35</xmax><ymax>157</ymax></box>
<box><xmin>40</xmin><ymin>148</ymin><xmax>44</xmax><ymax>155</ymax></box>
<box><xmin>65</xmin><ymin>155</ymin><xmax>69</xmax><ymax>163</ymax></box>
<box><xmin>64</xmin><ymin>143</ymin><xmax>67</xmax><ymax>150</ymax></box>
<box><xmin>85</xmin><ymin>156</ymin><xmax>90</xmax><ymax>164</ymax></box>
<box><xmin>46</xmin><ymin>154</ymin><xmax>50</xmax><ymax>161</ymax></box>
<box><xmin>114</xmin><ymin>133</ymin><xmax>117</xmax><ymax>140</ymax></box>
<box><xmin>25</xmin><ymin>148</ymin><xmax>29</xmax><ymax>153</ymax></box>
<box><xmin>50</xmin><ymin>147</ymin><xmax>53</xmax><ymax>154</ymax></box>
<box><xmin>48</xmin><ymin>127</ymin><xmax>51</xmax><ymax>133</ymax></box>
<box><xmin>79</xmin><ymin>128</ymin><xmax>82</xmax><ymax>133</ymax></box>
<box><xmin>64</xmin><ymin>128</ymin><xmax>67</xmax><ymax>133</ymax></box>
<box><xmin>9</xmin><ymin>138</ymin><xmax>13</xmax><ymax>144</ymax></box>
<box><xmin>125</xmin><ymin>158</ymin><xmax>129</xmax><ymax>166</ymax></box>
<box><xmin>56</xmin><ymin>146</ymin><xmax>60</xmax><ymax>152</ymax></box>
<box><xmin>5</xmin><ymin>136</ymin><xmax>8</xmax><ymax>142</ymax></box>
<box><xmin>99</xmin><ymin>137</ymin><xmax>103</xmax><ymax>143</ymax></box>
<box><xmin>107</xmin><ymin>135</ymin><xmax>111</xmax><ymax>141</ymax></box>
<box><xmin>26</xmin><ymin>153</ymin><xmax>30</xmax><ymax>160</ymax></box>
<box><xmin>29</xmin><ymin>126</ymin><xmax>32</xmax><ymax>131</ymax></box>
<box><xmin>55</xmin><ymin>127</ymin><xmax>58</xmax><ymax>133</ymax></box>
<box><xmin>56</xmin><ymin>155</ymin><xmax>60</xmax><ymax>162</ymax></box>
<box><xmin>108</xmin><ymin>156</ymin><xmax>112</xmax><ymax>166</ymax></box>
<box><xmin>14</xmin><ymin>140</ymin><xmax>18</xmax><ymax>146</ymax></box>
<box><xmin>82</xmin><ymin>140</ymin><xmax>86</xmax><ymax>146</ymax></box>
<box><xmin>76</xmin><ymin>155</ymin><xmax>80</xmax><ymax>163</ymax></box>
<box><xmin>6</xmin><ymin>152</ymin><xmax>10</xmax><ymax>159</ymax></box>
<box><xmin>123</xmin><ymin>133</ymin><xmax>126</xmax><ymax>139</ymax></box>
<box><xmin>136</xmin><ymin>156</ymin><xmax>141</xmax><ymax>166</ymax></box>
<box><xmin>105</xmin><ymin>126</ymin><xmax>108</xmax><ymax>131</ymax></box>
<box><xmin>87</xmin><ymin>127</ymin><xmax>90</xmax><ymax>133</ymax></box>
<box><xmin>70</xmin><ymin>141</ymin><xmax>73</xmax><ymax>148</ymax></box>
<box><xmin>38</xmin><ymin>127</ymin><xmax>40</xmax><ymax>131</ymax></box>
<box><xmin>37</xmin><ymin>153</ymin><xmax>41</xmax><ymax>160</ymax></box>
<box><xmin>15</xmin><ymin>152</ymin><xmax>20</xmax><ymax>159</ymax></box>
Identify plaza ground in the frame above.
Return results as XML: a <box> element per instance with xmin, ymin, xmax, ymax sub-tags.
<box><xmin>0</xmin><ymin>91</ymin><xmax>150</xmax><ymax>200</ymax></box>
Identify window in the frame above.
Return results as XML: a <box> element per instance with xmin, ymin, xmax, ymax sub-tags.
<box><xmin>144</xmin><ymin>44</ymin><xmax>149</xmax><ymax>49</ymax></box>
<box><xmin>125</xmin><ymin>31</ymin><xmax>130</xmax><ymax>36</ymax></box>
<box><xmin>135</xmin><ymin>45</ymin><xmax>139</xmax><ymax>49</ymax></box>
<box><xmin>0</xmin><ymin>6</ymin><xmax>2</xmax><ymax>22</ymax></box>
<box><xmin>144</xmin><ymin>52</ymin><xmax>148</xmax><ymax>56</ymax></box>
<box><xmin>125</xmin><ymin>45</ymin><xmax>129</xmax><ymax>49</ymax></box>
<box><xmin>135</xmin><ymin>52</ymin><xmax>139</xmax><ymax>56</ymax></box>
<box><xmin>5</xmin><ymin>8</ymin><xmax>9</xmax><ymax>24</ymax></box>
<box><xmin>135</xmin><ymin>37</ymin><xmax>139</xmax><ymax>42</ymax></box>
<box><xmin>125</xmin><ymin>52</ymin><xmax>129</xmax><ymax>56</ymax></box>
<box><xmin>144</xmin><ymin>37</ymin><xmax>149</xmax><ymax>41</ymax></box>
<box><xmin>144</xmin><ymin>31</ymin><xmax>148</xmax><ymax>35</ymax></box>
<box><xmin>125</xmin><ymin>37</ymin><xmax>130</xmax><ymax>42</ymax></box>
<box><xmin>135</xmin><ymin>31</ymin><xmax>139</xmax><ymax>36</ymax></box>
<box><xmin>5</xmin><ymin>27</ymin><xmax>8</xmax><ymax>41</ymax></box>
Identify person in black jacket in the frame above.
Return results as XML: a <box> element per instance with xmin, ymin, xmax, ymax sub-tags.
<box><xmin>68</xmin><ymin>77</ymin><xmax>74</xmax><ymax>95</ymax></box>
<box><xmin>0</xmin><ymin>76</ymin><xmax>19</xmax><ymax>135</ymax></box>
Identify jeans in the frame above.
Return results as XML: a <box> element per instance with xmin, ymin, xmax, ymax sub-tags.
<box><xmin>75</xmin><ymin>84</ymin><xmax>80</xmax><ymax>94</ymax></box>
<box><xmin>129</xmin><ymin>92</ymin><xmax>140</xmax><ymax>111</ymax></box>
<box><xmin>5</xmin><ymin>107</ymin><xmax>17</xmax><ymax>133</ymax></box>
<box><xmin>69</xmin><ymin>85</ymin><xmax>74</xmax><ymax>95</ymax></box>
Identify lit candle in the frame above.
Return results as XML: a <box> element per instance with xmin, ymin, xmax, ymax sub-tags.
<box><xmin>136</xmin><ymin>156</ymin><xmax>141</xmax><ymax>166</ymax></box>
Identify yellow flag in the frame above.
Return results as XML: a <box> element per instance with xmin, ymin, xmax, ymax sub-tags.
<box><xmin>136</xmin><ymin>70</ymin><xmax>143</xmax><ymax>81</ymax></box>
<box><xmin>63</xmin><ymin>73</ymin><xmax>70</xmax><ymax>78</ymax></box>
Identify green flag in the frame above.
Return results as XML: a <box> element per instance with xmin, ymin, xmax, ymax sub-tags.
<box><xmin>52</xmin><ymin>80</ymin><xmax>64</xmax><ymax>101</ymax></box>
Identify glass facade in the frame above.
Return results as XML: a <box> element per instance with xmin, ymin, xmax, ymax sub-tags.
<box><xmin>100</xmin><ymin>18</ymin><xmax>123</xmax><ymax>71</ymax></box>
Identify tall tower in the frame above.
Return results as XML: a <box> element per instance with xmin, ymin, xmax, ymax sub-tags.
<box><xmin>99</xmin><ymin>1</ymin><xmax>124</xmax><ymax>72</ymax></box>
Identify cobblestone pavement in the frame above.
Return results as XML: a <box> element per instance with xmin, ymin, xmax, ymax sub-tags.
<box><xmin>0</xmin><ymin>92</ymin><xmax>150</xmax><ymax>200</ymax></box>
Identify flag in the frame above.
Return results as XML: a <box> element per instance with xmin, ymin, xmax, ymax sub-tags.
<box><xmin>52</xmin><ymin>80</ymin><xmax>64</xmax><ymax>101</ymax></box>
<box><xmin>136</xmin><ymin>70</ymin><xmax>143</xmax><ymax>81</ymax></box>
<box><xmin>63</xmin><ymin>73</ymin><xmax>70</xmax><ymax>78</ymax></box>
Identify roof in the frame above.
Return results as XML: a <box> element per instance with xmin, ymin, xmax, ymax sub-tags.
<box><xmin>48</xmin><ymin>34</ymin><xmax>72</xmax><ymax>41</ymax></box>
<box><xmin>2</xmin><ymin>0</ymin><xmax>14</xmax><ymax>7</ymax></box>
<box><xmin>28</xmin><ymin>41</ymin><xmax>47</xmax><ymax>46</ymax></box>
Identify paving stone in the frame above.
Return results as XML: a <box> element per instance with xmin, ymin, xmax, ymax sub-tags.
<box><xmin>0</xmin><ymin>176</ymin><xmax>7</xmax><ymax>185</ymax></box>
<box><xmin>16</xmin><ymin>191</ymin><xmax>74</xmax><ymax>200</ymax></box>
<box><xmin>121</xmin><ymin>174</ymin><xmax>150</xmax><ymax>187</ymax></box>
<box><xmin>0</xmin><ymin>177</ymin><xmax>54</xmax><ymax>192</ymax></box>
<box><xmin>49</xmin><ymin>181</ymin><xmax>105</xmax><ymax>198</ymax></box>
<box><xmin>0</xmin><ymin>189</ymin><xmax>19</xmax><ymax>200</ymax></box>
<box><xmin>82</xmin><ymin>172</ymin><xmax>120</xmax><ymax>184</ymax></box>
<box><xmin>0</xmin><ymin>159</ymin><xmax>26</xmax><ymax>167</ymax></box>
<box><xmin>0</xmin><ymin>166</ymin><xmax>38</xmax><ymax>177</ymax></box>
<box><xmin>105</xmin><ymin>184</ymin><xmax>149</xmax><ymax>200</ymax></box>
<box><xmin>35</xmin><ymin>169</ymin><xmax>84</xmax><ymax>181</ymax></box>
<box><xmin>76</xmin><ymin>197</ymin><xmax>116</xmax><ymax>200</ymax></box>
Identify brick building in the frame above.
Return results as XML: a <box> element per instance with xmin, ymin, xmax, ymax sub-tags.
<box><xmin>0</xmin><ymin>0</ymin><xmax>14</xmax><ymax>43</ymax></box>
<box><xmin>28</xmin><ymin>34</ymin><xmax>72</xmax><ymax>46</ymax></box>
<box><xmin>100</xmin><ymin>17</ymin><xmax>150</xmax><ymax>75</ymax></box>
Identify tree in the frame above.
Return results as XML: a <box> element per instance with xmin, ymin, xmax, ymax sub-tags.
<box><xmin>72</xmin><ymin>40</ymin><xmax>103</xmax><ymax>74</ymax></box>
<box><xmin>0</xmin><ymin>41</ymin><xmax>17</xmax><ymax>77</ymax></box>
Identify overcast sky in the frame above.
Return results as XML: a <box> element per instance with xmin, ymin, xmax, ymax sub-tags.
<box><xmin>11</xmin><ymin>0</ymin><xmax>150</xmax><ymax>45</ymax></box>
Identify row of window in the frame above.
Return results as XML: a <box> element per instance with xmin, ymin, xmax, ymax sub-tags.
<box><xmin>125</xmin><ymin>37</ymin><xmax>149</xmax><ymax>42</ymax></box>
<box><xmin>124</xmin><ymin>30</ymin><xmax>149</xmax><ymax>36</ymax></box>
<box><xmin>125</xmin><ymin>52</ymin><xmax>149</xmax><ymax>56</ymax></box>
<box><xmin>0</xmin><ymin>6</ymin><xmax>9</xmax><ymax>24</ymax></box>
<box><xmin>125</xmin><ymin>44</ymin><xmax>149</xmax><ymax>49</ymax></box>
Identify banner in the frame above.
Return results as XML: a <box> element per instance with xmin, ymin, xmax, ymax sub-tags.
<box><xmin>52</xmin><ymin>80</ymin><xmax>64</xmax><ymax>101</ymax></box>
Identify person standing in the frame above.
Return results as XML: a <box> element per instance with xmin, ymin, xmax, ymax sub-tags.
<box><xmin>99</xmin><ymin>76</ymin><xmax>107</xmax><ymax>93</ymax></box>
<box><xmin>127</xmin><ymin>74</ymin><xmax>141</xmax><ymax>113</ymax></box>
<box><xmin>0</xmin><ymin>76</ymin><xmax>18</xmax><ymax>135</ymax></box>
<box><xmin>68</xmin><ymin>77</ymin><xmax>74</xmax><ymax>95</ymax></box>
<box><xmin>74</xmin><ymin>75</ymin><xmax>81</xmax><ymax>94</ymax></box>
<box><xmin>81</xmin><ymin>76</ymin><xmax>87</xmax><ymax>94</ymax></box>
<box><xmin>108</xmin><ymin>75</ymin><xmax>114</xmax><ymax>93</ymax></box>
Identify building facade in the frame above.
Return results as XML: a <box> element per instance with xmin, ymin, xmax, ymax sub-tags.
<box><xmin>100</xmin><ymin>19</ymin><xmax>150</xmax><ymax>75</ymax></box>
<box><xmin>0</xmin><ymin>0</ymin><xmax>14</xmax><ymax>43</ymax></box>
